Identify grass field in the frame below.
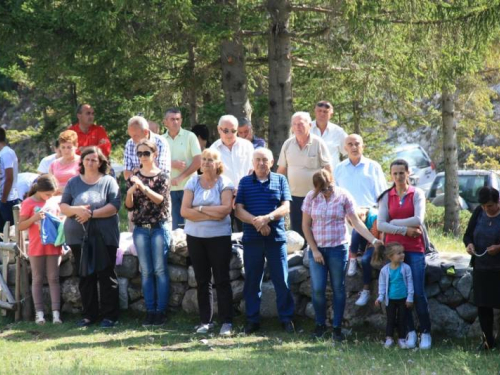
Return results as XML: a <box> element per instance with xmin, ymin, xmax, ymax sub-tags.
<box><xmin>0</xmin><ymin>311</ymin><xmax>498</xmax><ymax>375</ymax></box>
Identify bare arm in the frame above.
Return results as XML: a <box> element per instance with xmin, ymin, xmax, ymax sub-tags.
<box><xmin>1</xmin><ymin>168</ymin><xmax>13</xmax><ymax>203</ymax></box>
<box><xmin>347</xmin><ymin>211</ymin><xmax>381</xmax><ymax>245</ymax></box>
<box><xmin>18</xmin><ymin>213</ymin><xmax>42</xmax><ymax>231</ymax></box>
<box><xmin>195</xmin><ymin>189</ymin><xmax>233</xmax><ymax>219</ymax></box>
<box><xmin>302</xmin><ymin>211</ymin><xmax>319</xmax><ymax>253</ymax></box>
<box><xmin>92</xmin><ymin>203</ymin><xmax>118</xmax><ymax>218</ymax></box>
<box><xmin>276</xmin><ymin>166</ymin><xmax>287</xmax><ymax>176</ymax></box>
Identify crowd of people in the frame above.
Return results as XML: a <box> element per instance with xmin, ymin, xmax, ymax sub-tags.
<box><xmin>2</xmin><ymin>100</ymin><xmax>497</xmax><ymax>351</ymax></box>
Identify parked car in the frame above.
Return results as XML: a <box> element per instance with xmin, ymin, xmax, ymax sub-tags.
<box><xmin>427</xmin><ymin>170</ymin><xmax>500</xmax><ymax>211</ymax></box>
<box><xmin>394</xmin><ymin>144</ymin><xmax>436</xmax><ymax>193</ymax></box>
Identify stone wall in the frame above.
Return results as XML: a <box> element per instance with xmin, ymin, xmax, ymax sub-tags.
<box><xmin>5</xmin><ymin>230</ymin><xmax>492</xmax><ymax>338</ymax></box>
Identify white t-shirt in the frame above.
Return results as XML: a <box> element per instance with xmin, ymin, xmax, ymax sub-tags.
<box><xmin>16</xmin><ymin>172</ymin><xmax>38</xmax><ymax>200</ymax></box>
<box><xmin>210</xmin><ymin>138</ymin><xmax>254</xmax><ymax>189</ymax></box>
<box><xmin>311</xmin><ymin>121</ymin><xmax>347</xmax><ymax>170</ymax></box>
<box><xmin>0</xmin><ymin>146</ymin><xmax>19</xmax><ymax>201</ymax></box>
<box><xmin>37</xmin><ymin>153</ymin><xmax>57</xmax><ymax>174</ymax></box>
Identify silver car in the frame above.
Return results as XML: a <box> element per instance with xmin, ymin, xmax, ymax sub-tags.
<box><xmin>427</xmin><ymin>170</ymin><xmax>500</xmax><ymax>211</ymax></box>
<box><xmin>395</xmin><ymin>144</ymin><xmax>436</xmax><ymax>193</ymax></box>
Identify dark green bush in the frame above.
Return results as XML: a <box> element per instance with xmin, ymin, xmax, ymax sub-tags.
<box><xmin>426</xmin><ymin>202</ymin><xmax>471</xmax><ymax>237</ymax></box>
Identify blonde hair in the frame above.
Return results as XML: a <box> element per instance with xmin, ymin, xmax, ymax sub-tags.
<box><xmin>385</xmin><ymin>242</ymin><xmax>405</xmax><ymax>258</ymax></box>
<box><xmin>201</xmin><ymin>148</ymin><xmax>223</xmax><ymax>175</ymax></box>
<box><xmin>59</xmin><ymin>130</ymin><xmax>78</xmax><ymax>146</ymax></box>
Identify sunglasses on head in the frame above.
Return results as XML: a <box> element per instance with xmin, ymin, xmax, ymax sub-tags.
<box><xmin>316</xmin><ymin>102</ymin><xmax>331</xmax><ymax>109</ymax></box>
<box><xmin>136</xmin><ymin>151</ymin><xmax>152</xmax><ymax>158</ymax></box>
<box><xmin>220</xmin><ymin>128</ymin><xmax>237</xmax><ymax>134</ymax></box>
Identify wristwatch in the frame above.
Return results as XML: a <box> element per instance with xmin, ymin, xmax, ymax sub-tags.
<box><xmin>268</xmin><ymin>214</ymin><xmax>275</xmax><ymax>221</ymax></box>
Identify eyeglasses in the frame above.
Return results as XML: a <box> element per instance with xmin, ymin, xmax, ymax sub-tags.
<box><xmin>321</xmin><ymin>185</ymin><xmax>334</xmax><ymax>193</ymax></box>
<box><xmin>136</xmin><ymin>151</ymin><xmax>152</xmax><ymax>158</ymax></box>
<box><xmin>316</xmin><ymin>102</ymin><xmax>331</xmax><ymax>109</ymax></box>
<box><xmin>220</xmin><ymin>128</ymin><xmax>237</xmax><ymax>134</ymax></box>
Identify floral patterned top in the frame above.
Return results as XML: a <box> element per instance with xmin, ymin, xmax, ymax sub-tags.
<box><xmin>126</xmin><ymin>171</ymin><xmax>170</xmax><ymax>225</ymax></box>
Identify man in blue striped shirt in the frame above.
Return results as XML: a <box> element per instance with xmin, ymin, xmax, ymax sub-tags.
<box><xmin>235</xmin><ymin>148</ymin><xmax>295</xmax><ymax>334</ymax></box>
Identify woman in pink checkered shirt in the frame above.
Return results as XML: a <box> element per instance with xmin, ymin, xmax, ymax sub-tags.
<box><xmin>302</xmin><ymin>169</ymin><xmax>383</xmax><ymax>341</ymax></box>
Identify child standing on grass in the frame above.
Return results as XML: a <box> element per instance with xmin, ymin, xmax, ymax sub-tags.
<box><xmin>19</xmin><ymin>174</ymin><xmax>62</xmax><ymax>325</ymax></box>
<box><xmin>375</xmin><ymin>242</ymin><xmax>414</xmax><ymax>349</ymax></box>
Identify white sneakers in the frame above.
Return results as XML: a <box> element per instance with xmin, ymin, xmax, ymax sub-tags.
<box><xmin>384</xmin><ymin>338</ymin><xmax>408</xmax><ymax>349</ymax></box>
<box><xmin>406</xmin><ymin>330</ymin><xmax>417</xmax><ymax>349</ymax></box>
<box><xmin>420</xmin><ymin>333</ymin><xmax>432</xmax><ymax>350</ymax></box>
<box><xmin>35</xmin><ymin>311</ymin><xmax>45</xmax><ymax>325</ymax></box>
<box><xmin>355</xmin><ymin>290</ymin><xmax>370</xmax><ymax>306</ymax></box>
<box><xmin>52</xmin><ymin>310</ymin><xmax>63</xmax><ymax>324</ymax></box>
<box><xmin>405</xmin><ymin>331</ymin><xmax>432</xmax><ymax>349</ymax></box>
<box><xmin>195</xmin><ymin>323</ymin><xmax>215</xmax><ymax>334</ymax></box>
<box><xmin>219</xmin><ymin>323</ymin><xmax>233</xmax><ymax>337</ymax></box>
<box><xmin>347</xmin><ymin>259</ymin><xmax>358</xmax><ymax>276</ymax></box>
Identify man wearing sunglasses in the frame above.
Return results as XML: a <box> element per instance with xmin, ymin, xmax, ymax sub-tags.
<box><xmin>311</xmin><ymin>101</ymin><xmax>347</xmax><ymax>170</ymax></box>
<box><xmin>162</xmin><ymin>108</ymin><xmax>201</xmax><ymax>230</ymax></box>
<box><xmin>210</xmin><ymin>115</ymin><xmax>254</xmax><ymax>231</ymax></box>
<box><xmin>277</xmin><ymin>112</ymin><xmax>331</xmax><ymax>239</ymax></box>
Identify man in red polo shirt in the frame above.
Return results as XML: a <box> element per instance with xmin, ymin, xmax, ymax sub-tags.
<box><xmin>69</xmin><ymin>104</ymin><xmax>111</xmax><ymax>157</ymax></box>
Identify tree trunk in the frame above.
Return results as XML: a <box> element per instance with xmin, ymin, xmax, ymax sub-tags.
<box><xmin>442</xmin><ymin>88</ymin><xmax>460</xmax><ymax>235</ymax></box>
<box><xmin>267</xmin><ymin>0</ymin><xmax>294</xmax><ymax>161</ymax></box>
<box><xmin>187</xmin><ymin>43</ymin><xmax>198</xmax><ymax>127</ymax></box>
<box><xmin>221</xmin><ymin>38</ymin><xmax>251</xmax><ymax>120</ymax></box>
<box><xmin>353</xmin><ymin>100</ymin><xmax>361</xmax><ymax>134</ymax></box>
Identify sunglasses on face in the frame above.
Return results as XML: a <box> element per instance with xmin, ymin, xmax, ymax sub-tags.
<box><xmin>220</xmin><ymin>128</ymin><xmax>237</xmax><ymax>134</ymax></box>
<box><xmin>316</xmin><ymin>102</ymin><xmax>331</xmax><ymax>109</ymax></box>
<box><xmin>136</xmin><ymin>151</ymin><xmax>152</xmax><ymax>158</ymax></box>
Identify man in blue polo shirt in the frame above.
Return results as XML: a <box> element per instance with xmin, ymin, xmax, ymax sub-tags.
<box><xmin>235</xmin><ymin>148</ymin><xmax>295</xmax><ymax>334</ymax></box>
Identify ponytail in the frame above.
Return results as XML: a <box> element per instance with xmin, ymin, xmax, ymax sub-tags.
<box><xmin>28</xmin><ymin>174</ymin><xmax>58</xmax><ymax>197</ymax></box>
<box><xmin>377</xmin><ymin>183</ymin><xmax>395</xmax><ymax>203</ymax></box>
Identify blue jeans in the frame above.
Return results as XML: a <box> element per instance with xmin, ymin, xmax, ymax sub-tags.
<box><xmin>133</xmin><ymin>223</ymin><xmax>171</xmax><ymax>312</ymax></box>
<box><xmin>404</xmin><ymin>251</ymin><xmax>431</xmax><ymax>333</ymax></box>
<box><xmin>361</xmin><ymin>247</ymin><xmax>374</xmax><ymax>285</ymax></box>
<box><xmin>309</xmin><ymin>244</ymin><xmax>348</xmax><ymax>327</ymax></box>
<box><xmin>243</xmin><ymin>240</ymin><xmax>295</xmax><ymax>323</ymax></box>
<box><xmin>290</xmin><ymin>196</ymin><xmax>305</xmax><ymax>239</ymax></box>
<box><xmin>170</xmin><ymin>190</ymin><xmax>185</xmax><ymax>230</ymax></box>
<box><xmin>349</xmin><ymin>229</ymin><xmax>367</xmax><ymax>255</ymax></box>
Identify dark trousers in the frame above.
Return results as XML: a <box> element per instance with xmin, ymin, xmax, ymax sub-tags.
<box><xmin>230</xmin><ymin>210</ymin><xmax>243</xmax><ymax>232</ymax></box>
<box><xmin>187</xmin><ymin>235</ymin><xmax>233</xmax><ymax>324</ymax></box>
<box><xmin>71</xmin><ymin>244</ymin><xmax>119</xmax><ymax>322</ymax></box>
<box><xmin>478</xmin><ymin>306</ymin><xmax>496</xmax><ymax>347</ymax></box>
<box><xmin>290</xmin><ymin>196</ymin><xmax>305</xmax><ymax>239</ymax></box>
<box><xmin>386</xmin><ymin>298</ymin><xmax>407</xmax><ymax>338</ymax></box>
<box><xmin>0</xmin><ymin>199</ymin><xmax>20</xmax><ymax>235</ymax></box>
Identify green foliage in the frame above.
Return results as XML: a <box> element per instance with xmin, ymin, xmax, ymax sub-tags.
<box><xmin>426</xmin><ymin>202</ymin><xmax>471</xmax><ymax>237</ymax></box>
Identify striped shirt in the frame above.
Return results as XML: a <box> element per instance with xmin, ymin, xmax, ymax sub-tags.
<box><xmin>302</xmin><ymin>187</ymin><xmax>356</xmax><ymax>248</ymax></box>
<box><xmin>236</xmin><ymin>172</ymin><xmax>291</xmax><ymax>242</ymax></box>
<box><xmin>123</xmin><ymin>132</ymin><xmax>171</xmax><ymax>176</ymax></box>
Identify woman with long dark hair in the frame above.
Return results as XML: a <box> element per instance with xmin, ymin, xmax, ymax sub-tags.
<box><xmin>377</xmin><ymin>159</ymin><xmax>431</xmax><ymax>350</ymax></box>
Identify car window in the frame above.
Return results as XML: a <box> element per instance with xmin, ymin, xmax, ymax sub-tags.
<box><xmin>396</xmin><ymin>148</ymin><xmax>430</xmax><ymax>169</ymax></box>
<box><xmin>429</xmin><ymin>175</ymin><xmax>488</xmax><ymax>203</ymax></box>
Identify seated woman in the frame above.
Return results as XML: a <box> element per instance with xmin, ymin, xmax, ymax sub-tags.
<box><xmin>60</xmin><ymin>146</ymin><xmax>121</xmax><ymax>328</ymax></box>
<box><xmin>125</xmin><ymin>139</ymin><xmax>171</xmax><ymax>327</ymax></box>
<box><xmin>464</xmin><ymin>187</ymin><xmax>500</xmax><ymax>350</ymax></box>
<box><xmin>302</xmin><ymin>169</ymin><xmax>382</xmax><ymax>341</ymax></box>
<box><xmin>181</xmin><ymin>148</ymin><xmax>234</xmax><ymax>336</ymax></box>
<box><xmin>49</xmin><ymin>130</ymin><xmax>80</xmax><ymax>195</ymax></box>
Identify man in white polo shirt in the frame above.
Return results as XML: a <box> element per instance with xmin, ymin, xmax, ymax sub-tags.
<box><xmin>311</xmin><ymin>101</ymin><xmax>347</xmax><ymax>170</ymax></box>
<box><xmin>277</xmin><ymin>112</ymin><xmax>331</xmax><ymax>239</ymax></box>
<box><xmin>210</xmin><ymin>114</ymin><xmax>253</xmax><ymax>231</ymax></box>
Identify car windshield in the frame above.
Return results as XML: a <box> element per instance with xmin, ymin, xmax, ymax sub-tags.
<box><xmin>429</xmin><ymin>174</ymin><xmax>489</xmax><ymax>203</ymax></box>
<box><xmin>396</xmin><ymin>148</ymin><xmax>430</xmax><ymax>169</ymax></box>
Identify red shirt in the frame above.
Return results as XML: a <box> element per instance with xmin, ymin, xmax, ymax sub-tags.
<box><xmin>20</xmin><ymin>197</ymin><xmax>62</xmax><ymax>257</ymax></box>
<box><xmin>385</xmin><ymin>186</ymin><xmax>425</xmax><ymax>253</ymax></box>
<box><xmin>68</xmin><ymin>123</ymin><xmax>111</xmax><ymax>157</ymax></box>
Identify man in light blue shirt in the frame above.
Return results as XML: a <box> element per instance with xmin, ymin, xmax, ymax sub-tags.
<box><xmin>334</xmin><ymin>134</ymin><xmax>387</xmax><ymax>282</ymax></box>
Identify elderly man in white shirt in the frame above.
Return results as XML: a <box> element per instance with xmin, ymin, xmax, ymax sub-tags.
<box><xmin>311</xmin><ymin>101</ymin><xmax>347</xmax><ymax>170</ymax></box>
<box><xmin>210</xmin><ymin>114</ymin><xmax>253</xmax><ymax>231</ymax></box>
